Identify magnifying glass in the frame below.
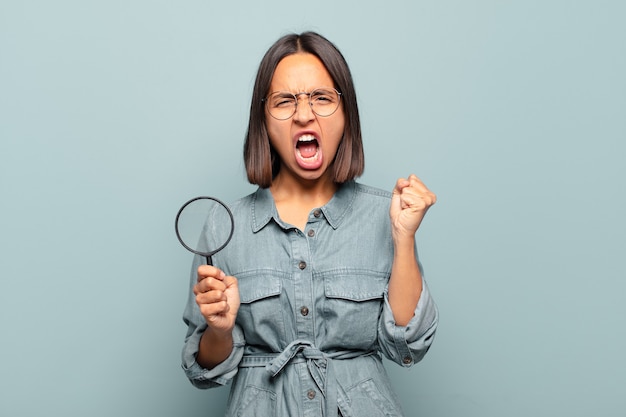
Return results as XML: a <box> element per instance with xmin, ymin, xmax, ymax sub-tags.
<box><xmin>174</xmin><ymin>196</ymin><xmax>234</xmax><ymax>265</ymax></box>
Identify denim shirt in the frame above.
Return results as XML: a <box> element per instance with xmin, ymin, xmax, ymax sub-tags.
<box><xmin>182</xmin><ymin>181</ymin><xmax>438</xmax><ymax>417</ymax></box>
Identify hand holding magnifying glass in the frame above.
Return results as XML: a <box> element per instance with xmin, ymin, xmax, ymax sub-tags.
<box><xmin>175</xmin><ymin>196</ymin><xmax>239</xmax><ymax>339</ymax></box>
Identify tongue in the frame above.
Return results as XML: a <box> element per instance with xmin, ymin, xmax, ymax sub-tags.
<box><xmin>298</xmin><ymin>142</ymin><xmax>318</xmax><ymax>158</ymax></box>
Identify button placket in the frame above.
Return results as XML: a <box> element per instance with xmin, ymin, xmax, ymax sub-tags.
<box><xmin>290</xmin><ymin>219</ymin><xmax>313</xmax><ymax>341</ymax></box>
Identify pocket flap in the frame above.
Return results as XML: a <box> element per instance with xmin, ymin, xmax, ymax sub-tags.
<box><xmin>237</xmin><ymin>270</ymin><xmax>283</xmax><ymax>303</ymax></box>
<box><xmin>323</xmin><ymin>270</ymin><xmax>388</xmax><ymax>301</ymax></box>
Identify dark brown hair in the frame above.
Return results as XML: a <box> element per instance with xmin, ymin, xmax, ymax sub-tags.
<box><xmin>243</xmin><ymin>32</ymin><xmax>364</xmax><ymax>187</ymax></box>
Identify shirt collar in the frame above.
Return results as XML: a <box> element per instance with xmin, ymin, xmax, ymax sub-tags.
<box><xmin>251</xmin><ymin>181</ymin><xmax>357</xmax><ymax>233</ymax></box>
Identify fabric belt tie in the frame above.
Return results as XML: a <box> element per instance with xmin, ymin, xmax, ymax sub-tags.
<box><xmin>239</xmin><ymin>340</ymin><xmax>377</xmax><ymax>417</ymax></box>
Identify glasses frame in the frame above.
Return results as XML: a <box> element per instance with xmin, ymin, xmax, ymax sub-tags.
<box><xmin>263</xmin><ymin>87</ymin><xmax>342</xmax><ymax>120</ymax></box>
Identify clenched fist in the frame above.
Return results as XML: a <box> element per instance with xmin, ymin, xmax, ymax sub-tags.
<box><xmin>390</xmin><ymin>174</ymin><xmax>437</xmax><ymax>241</ymax></box>
<box><xmin>194</xmin><ymin>265</ymin><xmax>240</xmax><ymax>334</ymax></box>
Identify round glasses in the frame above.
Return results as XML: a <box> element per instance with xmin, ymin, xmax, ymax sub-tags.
<box><xmin>264</xmin><ymin>88</ymin><xmax>342</xmax><ymax>120</ymax></box>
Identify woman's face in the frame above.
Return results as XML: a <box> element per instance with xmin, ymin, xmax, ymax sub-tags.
<box><xmin>265</xmin><ymin>53</ymin><xmax>345</xmax><ymax>184</ymax></box>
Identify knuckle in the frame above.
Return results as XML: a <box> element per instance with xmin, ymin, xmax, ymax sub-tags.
<box><xmin>199</xmin><ymin>304</ymin><xmax>212</xmax><ymax>316</ymax></box>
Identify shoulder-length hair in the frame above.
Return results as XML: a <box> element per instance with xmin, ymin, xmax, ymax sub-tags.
<box><xmin>243</xmin><ymin>31</ymin><xmax>364</xmax><ymax>188</ymax></box>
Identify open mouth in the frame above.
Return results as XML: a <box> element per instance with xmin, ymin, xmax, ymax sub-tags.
<box><xmin>295</xmin><ymin>134</ymin><xmax>323</xmax><ymax>169</ymax></box>
<box><xmin>296</xmin><ymin>134</ymin><xmax>319</xmax><ymax>160</ymax></box>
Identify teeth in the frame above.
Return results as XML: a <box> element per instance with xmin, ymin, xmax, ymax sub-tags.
<box><xmin>298</xmin><ymin>134</ymin><xmax>317</xmax><ymax>143</ymax></box>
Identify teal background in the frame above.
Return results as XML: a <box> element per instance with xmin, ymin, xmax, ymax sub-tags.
<box><xmin>1</xmin><ymin>1</ymin><xmax>624</xmax><ymax>416</ymax></box>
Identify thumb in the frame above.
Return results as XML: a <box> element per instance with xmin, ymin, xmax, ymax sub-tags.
<box><xmin>391</xmin><ymin>177</ymin><xmax>409</xmax><ymax>213</ymax></box>
<box><xmin>223</xmin><ymin>275</ymin><xmax>238</xmax><ymax>289</ymax></box>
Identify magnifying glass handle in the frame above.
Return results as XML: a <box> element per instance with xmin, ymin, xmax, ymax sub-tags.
<box><xmin>205</xmin><ymin>255</ymin><xmax>213</xmax><ymax>266</ymax></box>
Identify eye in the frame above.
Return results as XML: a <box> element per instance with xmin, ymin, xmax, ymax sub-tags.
<box><xmin>270</xmin><ymin>93</ymin><xmax>296</xmax><ymax>108</ymax></box>
<box><xmin>311</xmin><ymin>89</ymin><xmax>337</xmax><ymax>104</ymax></box>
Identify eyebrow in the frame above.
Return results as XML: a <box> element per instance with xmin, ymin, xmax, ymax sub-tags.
<box><xmin>269</xmin><ymin>87</ymin><xmax>336</xmax><ymax>95</ymax></box>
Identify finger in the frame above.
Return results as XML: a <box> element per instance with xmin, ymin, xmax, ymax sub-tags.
<box><xmin>195</xmin><ymin>288</ymin><xmax>227</xmax><ymax>304</ymax></box>
<box><xmin>399</xmin><ymin>191</ymin><xmax>427</xmax><ymax>210</ymax></box>
<box><xmin>391</xmin><ymin>178</ymin><xmax>410</xmax><ymax>214</ymax></box>
<box><xmin>406</xmin><ymin>175</ymin><xmax>437</xmax><ymax>205</ymax></box>
<box><xmin>407</xmin><ymin>174</ymin><xmax>429</xmax><ymax>192</ymax></box>
<box><xmin>194</xmin><ymin>276</ymin><xmax>227</xmax><ymax>294</ymax></box>
<box><xmin>401</xmin><ymin>189</ymin><xmax>437</xmax><ymax>209</ymax></box>
<box><xmin>222</xmin><ymin>275</ymin><xmax>239</xmax><ymax>290</ymax></box>
<box><xmin>197</xmin><ymin>265</ymin><xmax>226</xmax><ymax>282</ymax></box>
<box><xmin>393</xmin><ymin>177</ymin><xmax>410</xmax><ymax>195</ymax></box>
<box><xmin>199</xmin><ymin>300</ymin><xmax>230</xmax><ymax>318</ymax></box>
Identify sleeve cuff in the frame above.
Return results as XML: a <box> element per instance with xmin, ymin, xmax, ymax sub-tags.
<box><xmin>181</xmin><ymin>324</ymin><xmax>246</xmax><ymax>389</ymax></box>
<box><xmin>379</xmin><ymin>280</ymin><xmax>439</xmax><ymax>367</ymax></box>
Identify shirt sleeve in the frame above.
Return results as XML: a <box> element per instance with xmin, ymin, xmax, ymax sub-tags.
<box><xmin>377</xmin><ymin>278</ymin><xmax>438</xmax><ymax>368</ymax></box>
<box><xmin>180</xmin><ymin>256</ymin><xmax>246</xmax><ymax>389</ymax></box>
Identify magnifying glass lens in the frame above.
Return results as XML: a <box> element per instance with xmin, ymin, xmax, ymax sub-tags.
<box><xmin>175</xmin><ymin>197</ymin><xmax>234</xmax><ymax>264</ymax></box>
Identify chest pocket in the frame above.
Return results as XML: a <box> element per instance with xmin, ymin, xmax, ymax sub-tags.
<box><xmin>321</xmin><ymin>270</ymin><xmax>388</xmax><ymax>349</ymax></box>
<box><xmin>236</xmin><ymin>270</ymin><xmax>285</xmax><ymax>350</ymax></box>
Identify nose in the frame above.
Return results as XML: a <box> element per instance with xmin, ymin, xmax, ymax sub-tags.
<box><xmin>293</xmin><ymin>94</ymin><xmax>315</xmax><ymax>123</ymax></box>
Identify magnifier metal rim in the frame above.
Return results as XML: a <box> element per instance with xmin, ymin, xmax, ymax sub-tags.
<box><xmin>175</xmin><ymin>196</ymin><xmax>235</xmax><ymax>258</ymax></box>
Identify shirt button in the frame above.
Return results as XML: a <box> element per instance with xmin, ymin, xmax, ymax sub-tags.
<box><xmin>300</xmin><ymin>306</ymin><xmax>309</xmax><ymax>316</ymax></box>
<box><xmin>307</xmin><ymin>229</ymin><xmax>315</xmax><ymax>237</ymax></box>
<box><xmin>402</xmin><ymin>356</ymin><xmax>413</xmax><ymax>365</ymax></box>
<box><xmin>307</xmin><ymin>389</ymin><xmax>316</xmax><ymax>399</ymax></box>
<box><xmin>298</xmin><ymin>261</ymin><xmax>307</xmax><ymax>270</ymax></box>
<box><xmin>313</xmin><ymin>209</ymin><xmax>321</xmax><ymax>218</ymax></box>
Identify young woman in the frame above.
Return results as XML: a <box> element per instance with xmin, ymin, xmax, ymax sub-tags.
<box><xmin>182</xmin><ymin>31</ymin><xmax>438</xmax><ymax>417</ymax></box>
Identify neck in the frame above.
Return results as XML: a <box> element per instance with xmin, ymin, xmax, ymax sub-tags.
<box><xmin>270</xmin><ymin>172</ymin><xmax>338</xmax><ymax>205</ymax></box>
<box><xmin>269</xmin><ymin>173</ymin><xmax>339</xmax><ymax>230</ymax></box>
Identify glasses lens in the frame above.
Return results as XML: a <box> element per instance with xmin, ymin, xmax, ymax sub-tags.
<box><xmin>310</xmin><ymin>88</ymin><xmax>340</xmax><ymax>117</ymax></box>
<box><xmin>267</xmin><ymin>92</ymin><xmax>297</xmax><ymax>120</ymax></box>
